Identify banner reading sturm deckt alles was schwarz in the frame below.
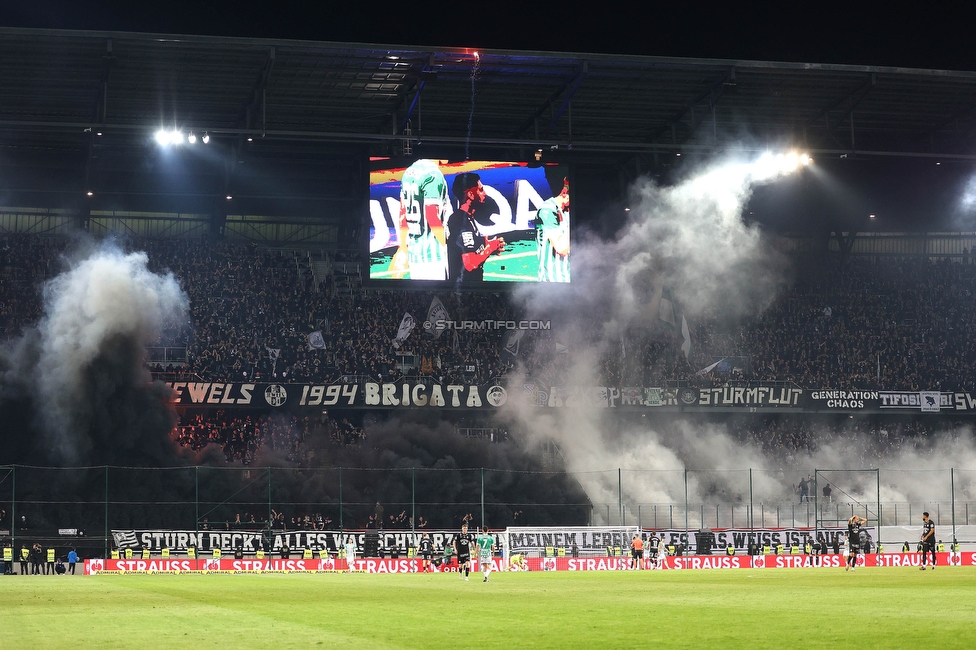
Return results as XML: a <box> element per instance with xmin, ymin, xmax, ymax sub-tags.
<box><xmin>85</xmin><ymin>553</ymin><xmax>972</xmax><ymax>574</ymax></box>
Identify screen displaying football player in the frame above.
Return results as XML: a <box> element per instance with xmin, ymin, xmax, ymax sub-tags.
<box><xmin>369</xmin><ymin>160</ymin><xmax>571</xmax><ymax>284</ymax></box>
<box><xmin>389</xmin><ymin>159</ymin><xmax>451</xmax><ymax>280</ymax></box>
<box><xmin>449</xmin><ymin>173</ymin><xmax>505</xmax><ymax>283</ymax></box>
<box><xmin>536</xmin><ymin>176</ymin><xmax>570</xmax><ymax>282</ymax></box>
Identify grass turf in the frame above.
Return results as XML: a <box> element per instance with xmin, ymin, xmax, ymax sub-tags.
<box><xmin>4</xmin><ymin>568</ymin><xmax>975</xmax><ymax>649</ymax></box>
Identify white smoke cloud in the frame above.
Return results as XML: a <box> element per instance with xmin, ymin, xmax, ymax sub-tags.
<box><xmin>34</xmin><ymin>242</ymin><xmax>188</xmax><ymax>462</ymax></box>
<box><xmin>502</xmin><ymin>150</ymin><xmax>976</xmax><ymax>523</ymax></box>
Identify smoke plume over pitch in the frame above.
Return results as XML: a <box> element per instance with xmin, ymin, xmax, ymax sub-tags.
<box><xmin>503</xmin><ymin>151</ymin><xmax>976</xmax><ymax>519</ymax></box>
<box><xmin>0</xmin><ymin>240</ymin><xmax>188</xmax><ymax>465</ymax></box>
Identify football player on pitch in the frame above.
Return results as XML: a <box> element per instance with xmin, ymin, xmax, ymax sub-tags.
<box><xmin>454</xmin><ymin>523</ymin><xmax>474</xmax><ymax>581</ymax></box>
<box><xmin>919</xmin><ymin>512</ymin><xmax>936</xmax><ymax>570</ymax></box>
<box><xmin>389</xmin><ymin>159</ymin><xmax>452</xmax><ymax>280</ymax></box>
<box><xmin>846</xmin><ymin>515</ymin><xmax>867</xmax><ymax>571</ymax></box>
<box><xmin>476</xmin><ymin>526</ymin><xmax>495</xmax><ymax>582</ymax></box>
<box><xmin>418</xmin><ymin>533</ymin><xmax>434</xmax><ymax>573</ymax></box>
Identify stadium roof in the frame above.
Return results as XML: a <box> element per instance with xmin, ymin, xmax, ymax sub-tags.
<box><xmin>2</xmin><ymin>26</ymin><xmax>976</xmax><ymax>159</ymax></box>
<box><xmin>1</xmin><ymin>27</ymin><xmax>975</xmax><ymax>223</ymax></box>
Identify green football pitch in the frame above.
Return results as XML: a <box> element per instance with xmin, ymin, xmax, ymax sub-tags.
<box><xmin>370</xmin><ymin>236</ymin><xmax>546</xmax><ymax>282</ymax></box>
<box><xmin>4</xmin><ymin>569</ymin><xmax>975</xmax><ymax>648</ymax></box>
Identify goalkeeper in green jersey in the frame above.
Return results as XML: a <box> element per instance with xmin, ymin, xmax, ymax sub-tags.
<box><xmin>390</xmin><ymin>159</ymin><xmax>451</xmax><ymax>280</ymax></box>
<box><xmin>476</xmin><ymin>526</ymin><xmax>496</xmax><ymax>582</ymax></box>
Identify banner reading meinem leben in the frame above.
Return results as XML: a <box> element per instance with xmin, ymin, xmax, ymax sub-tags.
<box><xmin>84</xmin><ymin>553</ymin><xmax>973</xmax><ymax>574</ymax></box>
<box><xmin>505</xmin><ymin>527</ymin><xmax>858</xmax><ymax>554</ymax></box>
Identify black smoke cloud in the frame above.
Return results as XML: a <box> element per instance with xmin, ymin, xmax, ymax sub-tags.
<box><xmin>0</xmin><ymin>240</ymin><xmax>188</xmax><ymax>466</ymax></box>
<box><xmin>270</xmin><ymin>414</ymin><xmax>591</xmax><ymax>529</ymax></box>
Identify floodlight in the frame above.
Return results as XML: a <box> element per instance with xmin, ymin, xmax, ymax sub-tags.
<box><xmin>155</xmin><ymin>130</ymin><xmax>169</xmax><ymax>146</ymax></box>
<box><xmin>226</xmin><ymin>195</ymin><xmax>233</xmax><ymax>200</ymax></box>
<box><xmin>202</xmin><ymin>132</ymin><xmax>210</xmax><ymax>144</ymax></box>
<box><xmin>86</xmin><ymin>191</ymin><xmax>93</xmax><ymax>197</ymax></box>
<box><xmin>187</xmin><ymin>132</ymin><xmax>197</xmax><ymax>144</ymax></box>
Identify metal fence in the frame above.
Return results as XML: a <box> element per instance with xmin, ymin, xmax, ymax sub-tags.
<box><xmin>1</xmin><ymin>465</ymin><xmax>973</xmax><ymax>557</ymax></box>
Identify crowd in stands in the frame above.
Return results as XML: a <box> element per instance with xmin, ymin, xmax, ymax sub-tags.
<box><xmin>5</xmin><ymin>233</ymin><xmax>976</xmax><ymax>392</ymax></box>
<box><xmin>0</xmin><ymin>236</ymin><xmax>65</xmax><ymax>339</ymax></box>
<box><xmin>5</xmin><ymin>234</ymin><xmax>976</xmax><ymax>457</ymax></box>
<box><xmin>598</xmin><ymin>256</ymin><xmax>976</xmax><ymax>391</ymax></box>
<box><xmin>725</xmin><ymin>415</ymin><xmax>959</xmax><ymax>465</ymax></box>
<box><xmin>173</xmin><ymin>411</ymin><xmax>366</xmax><ymax>463</ymax></box>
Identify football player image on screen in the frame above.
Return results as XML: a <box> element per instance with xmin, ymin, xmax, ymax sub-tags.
<box><xmin>389</xmin><ymin>159</ymin><xmax>451</xmax><ymax>280</ymax></box>
<box><xmin>451</xmin><ymin>173</ymin><xmax>506</xmax><ymax>283</ymax></box>
<box><xmin>536</xmin><ymin>177</ymin><xmax>570</xmax><ymax>282</ymax></box>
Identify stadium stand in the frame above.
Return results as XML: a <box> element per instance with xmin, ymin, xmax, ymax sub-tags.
<box><xmin>2</xmin><ymin>233</ymin><xmax>975</xmax><ymax>466</ymax></box>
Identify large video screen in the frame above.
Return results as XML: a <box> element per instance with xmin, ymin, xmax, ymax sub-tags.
<box><xmin>369</xmin><ymin>160</ymin><xmax>570</xmax><ymax>283</ymax></box>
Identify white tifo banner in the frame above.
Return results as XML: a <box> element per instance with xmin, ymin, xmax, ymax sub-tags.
<box><xmin>503</xmin><ymin>526</ymin><xmax>640</xmax><ymax>555</ymax></box>
<box><xmin>501</xmin><ymin>526</ymin><xmax>854</xmax><ymax>556</ymax></box>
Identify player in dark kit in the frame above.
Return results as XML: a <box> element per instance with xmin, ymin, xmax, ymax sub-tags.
<box><xmin>454</xmin><ymin>523</ymin><xmax>474</xmax><ymax>581</ymax></box>
<box><xmin>647</xmin><ymin>532</ymin><xmax>662</xmax><ymax>569</ymax></box>
<box><xmin>919</xmin><ymin>512</ymin><xmax>936</xmax><ymax>570</ymax></box>
<box><xmin>449</xmin><ymin>173</ymin><xmax>505</xmax><ymax>284</ymax></box>
<box><xmin>418</xmin><ymin>533</ymin><xmax>434</xmax><ymax>573</ymax></box>
<box><xmin>846</xmin><ymin>515</ymin><xmax>867</xmax><ymax>571</ymax></box>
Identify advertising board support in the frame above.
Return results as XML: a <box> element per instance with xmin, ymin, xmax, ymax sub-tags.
<box><xmin>194</xmin><ymin>466</ymin><xmax>199</xmax><ymax>534</ymax></box>
<box><xmin>617</xmin><ymin>468</ymin><xmax>622</xmax><ymax>525</ymax></box>
<box><xmin>11</xmin><ymin>466</ymin><xmax>16</xmax><ymax>557</ymax></box>
<box><xmin>877</xmin><ymin>469</ymin><xmax>882</xmax><ymax>550</ymax></box>
<box><xmin>684</xmin><ymin>469</ymin><xmax>689</xmax><ymax>544</ymax></box>
<box><xmin>951</xmin><ymin>468</ymin><xmax>956</xmax><ymax>544</ymax></box>
<box><xmin>105</xmin><ymin>466</ymin><xmax>110</xmax><ymax>558</ymax></box>
<box><xmin>749</xmin><ymin>468</ymin><xmax>754</xmax><ymax>531</ymax></box>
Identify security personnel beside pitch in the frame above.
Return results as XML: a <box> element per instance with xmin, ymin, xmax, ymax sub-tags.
<box><xmin>726</xmin><ymin>544</ymin><xmax>735</xmax><ymax>556</ymax></box>
<box><xmin>20</xmin><ymin>545</ymin><xmax>29</xmax><ymax>575</ymax></box>
<box><xmin>46</xmin><ymin>547</ymin><xmax>55</xmax><ymax>575</ymax></box>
